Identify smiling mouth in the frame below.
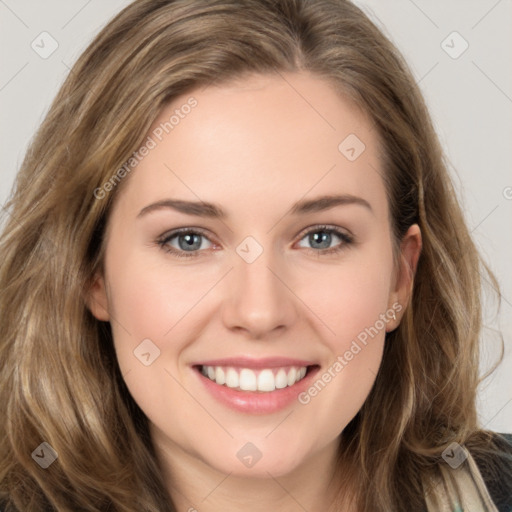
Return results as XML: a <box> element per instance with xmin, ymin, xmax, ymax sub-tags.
<box><xmin>195</xmin><ymin>364</ymin><xmax>317</xmax><ymax>393</ymax></box>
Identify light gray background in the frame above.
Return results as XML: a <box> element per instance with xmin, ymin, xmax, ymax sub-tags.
<box><xmin>1</xmin><ymin>0</ymin><xmax>511</xmax><ymax>432</ymax></box>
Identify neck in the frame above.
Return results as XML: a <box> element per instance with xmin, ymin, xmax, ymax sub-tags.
<box><xmin>152</xmin><ymin>430</ymin><xmax>351</xmax><ymax>512</ymax></box>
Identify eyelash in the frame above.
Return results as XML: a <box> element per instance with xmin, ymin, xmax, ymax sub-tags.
<box><xmin>156</xmin><ymin>225</ymin><xmax>354</xmax><ymax>259</ymax></box>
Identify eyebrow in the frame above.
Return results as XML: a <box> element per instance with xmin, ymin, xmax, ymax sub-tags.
<box><xmin>137</xmin><ymin>194</ymin><xmax>373</xmax><ymax>219</ymax></box>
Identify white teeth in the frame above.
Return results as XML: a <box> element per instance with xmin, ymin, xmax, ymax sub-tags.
<box><xmin>215</xmin><ymin>366</ymin><xmax>225</xmax><ymax>385</ymax></box>
<box><xmin>200</xmin><ymin>365</ymin><xmax>309</xmax><ymax>392</ymax></box>
<box><xmin>225</xmin><ymin>368</ymin><xmax>239</xmax><ymax>388</ymax></box>
<box><xmin>275</xmin><ymin>369</ymin><xmax>288</xmax><ymax>389</ymax></box>
<box><xmin>239</xmin><ymin>369</ymin><xmax>257</xmax><ymax>391</ymax></box>
<box><xmin>257</xmin><ymin>369</ymin><xmax>276</xmax><ymax>392</ymax></box>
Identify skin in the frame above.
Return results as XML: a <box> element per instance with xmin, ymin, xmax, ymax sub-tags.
<box><xmin>88</xmin><ymin>71</ymin><xmax>421</xmax><ymax>512</ymax></box>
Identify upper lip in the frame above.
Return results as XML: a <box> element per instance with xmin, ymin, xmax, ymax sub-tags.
<box><xmin>192</xmin><ymin>357</ymin><xmax>317</xmax><ymax>369</ymax></box>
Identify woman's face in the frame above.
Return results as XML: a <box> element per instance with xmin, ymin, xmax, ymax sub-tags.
<box><xmin>89</xmin><ymin>72</ymin><xmax>420</xmax><ymax>478</ymax></box>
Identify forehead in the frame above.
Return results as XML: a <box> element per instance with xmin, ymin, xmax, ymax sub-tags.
<box><xmin>113</xmin><ymin>72</ymin><xmax>387</xmax><ymax>222</ymax></box>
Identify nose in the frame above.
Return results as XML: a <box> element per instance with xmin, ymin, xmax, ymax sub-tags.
<box><xmin>221</xmin><ymin>246</ymin><xmax>298</xmax><ymax>339</ymax></box>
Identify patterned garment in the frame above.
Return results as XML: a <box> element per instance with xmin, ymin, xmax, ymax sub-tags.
<box><xmin>425</xmin><ymin>433</ymin><xmax>512</xmax><ymax>512</ymax></box>
<box><xmin>425</xmin><ymin>449</ymin><xmax>499</xmax><ymax>511</ymax></box>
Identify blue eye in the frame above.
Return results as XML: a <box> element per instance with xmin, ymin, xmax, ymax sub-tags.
<box><xmin>297</xmin><ymin>226</ymin><xmax>352</xmax><ymax>253</ymax></box>
<box><xmin>157</xmin><ymin>228</ymin><xmax>213</xmax><ymax>258</ymax></box>
<box><xmin>157</xmin><ymin>225</ymin><xmax>353</xmax><ymax>259</ymax></box>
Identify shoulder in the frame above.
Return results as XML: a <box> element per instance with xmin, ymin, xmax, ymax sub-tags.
<box><xmin>469</xmin><ymin>431</ymin><xmax>512</xmax><ymax>512</ymax></box>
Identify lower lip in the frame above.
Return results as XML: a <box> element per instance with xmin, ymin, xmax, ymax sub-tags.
<box><xmin>193</xmin><ymin>366</ymin><xmax>320</xmax><ymax>414</ymax></box>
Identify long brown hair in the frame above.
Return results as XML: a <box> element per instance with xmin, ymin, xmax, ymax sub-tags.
<box><xmin>0</xmin><ymin>0</ymin><xmax>508</xmax><ymax>510</ymax></box>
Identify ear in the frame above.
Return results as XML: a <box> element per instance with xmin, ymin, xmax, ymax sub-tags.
<box><xmin>85</xmin><ymin>271</ymin><xmax>110</xmax><ymax>322</ymax></box>
<box><xmin>386</xmin><ymin>224</ymin><xmax>422</xmax><ymax>331</ymax></box>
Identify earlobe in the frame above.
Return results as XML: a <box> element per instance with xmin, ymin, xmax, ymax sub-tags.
<box><xmin>386</xmin><ymin>224</ymin><xmax>422</xmax><ymax>330</ymax></box>
<box><xmin>85</xmin><ymin>272</ymin><xmax>110</xmax><ymax>322</ymax></box>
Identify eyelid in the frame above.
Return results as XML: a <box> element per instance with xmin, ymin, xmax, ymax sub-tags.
<box><xmin>158</xmin><ymin>225</ymin><xmax>352</xmax><ymax>244</ymax></box>
<box><xmin>158</xmin><ymin>226</ymin><xmax>215</xmax><ymax>243</ymax></box>
<box><xmin>294</xmin><ymin>223</ymin><xmax>354</xmax><ymax>242</ymax></box>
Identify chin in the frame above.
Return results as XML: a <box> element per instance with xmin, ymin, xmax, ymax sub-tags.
<box><xmin>200</xmin><ymin>440</ymin><xmax>311</xmax><ymax>479</ymax></box>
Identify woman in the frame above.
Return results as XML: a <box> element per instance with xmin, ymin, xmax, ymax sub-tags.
<box><xmin>0</xmin><ymin>0</ymin><xmax>511</xmax><ymax>510</ymax></box>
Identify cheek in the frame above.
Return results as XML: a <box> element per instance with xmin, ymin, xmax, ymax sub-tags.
<box><xmin>292</xmin><ymin>247</ymin><xmax>393</xmax><ymax>422</ymax></box>
<box><xmin>296</xmin><ymin>248</ymin><xmax>394</xmax><ymax>350</ymax></box>
<box><xmin>104</xmin><ymin>248</ymin><xmax>222</xmax><ymax>401</ymax></box>
<box><xmin>103</xmin><ymin>251</ymin><xmax>208</xmax><ymax>432</ymax></box>
<box><xmin>106</xmin><ymin>249</ymin><xmax>215</xmax><ymax>342</ymax></box>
